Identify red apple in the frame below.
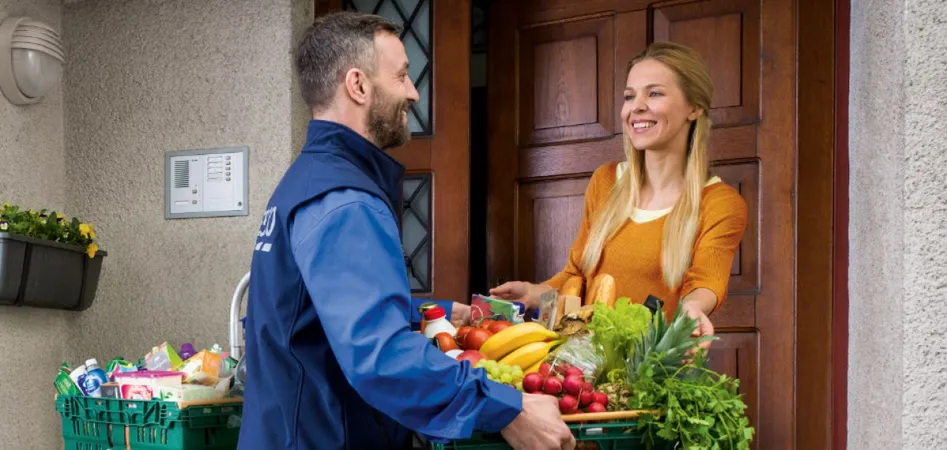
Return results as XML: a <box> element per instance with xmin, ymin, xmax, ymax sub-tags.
<box><xmin>455</xmin><ymin>350</ymin><xmax>485</xmax><ymax>366</ymax></box>
<box><xmin>522</xmin><ymin>373</ymin><xmax>544</xmax><ymax>394</ymax></box>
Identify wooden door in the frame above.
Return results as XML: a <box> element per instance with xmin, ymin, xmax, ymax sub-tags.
<box><xmin>485</xmin><ymin>1</ymin><xmax>795</xmax><ymax>449</ymax></box>
<box><xmin>316</xmin><ymin>0</ymin><xmax>471</xmax><ymax>303</ymax></box>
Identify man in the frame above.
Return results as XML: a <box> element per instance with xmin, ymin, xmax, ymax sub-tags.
<box><xmin>238</xmin><ymin>11</ymin><xmax>575</xmax><ymax>450</ymax></box>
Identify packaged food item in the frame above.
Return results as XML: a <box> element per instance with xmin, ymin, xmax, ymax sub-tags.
<box><xmin>422</xmin><ymin>306</ymin><xmax>457</xmax><ymax>340</ymax></box>
<box><xmin>144</xmin><ymin>342</ymin><xmax>183</xmax><ymax>371</ymax></box>
<box><xmin>219</xmin><ymin>356</ymin><xmax>238</xmax><ymax>378</ymax></box>
<box><xmin>470</xmin><ymin>295</ymin><xmax>519</xmax><ymax>323</ymax></box>
<box><xmin>537</xmin><ymin>289</ymin><xmax>560</xmax><ymax>330</ymax></box>
<box><xmin>157</xmin><ymin>383</ymin><xmax>227</xmax><ymax>402</ymax></box>
<box><xmin>114</xmin><ymin>371</ymin><xmax>184</xmax><ymax>400</ymax></box>
<box><xmin>100</xmin><ymin>382</ymin><xmax>121</xmax><ymax>399</ymax></box>
<box><xmin>417</xmin><ymin>302</ymin><xmax>439</xmax><ymax>334</ymax></box>
<box><xmin>105</xmin><ymin>357</ymin><xmax>138</xmax><ymax>381</ymax></box>
<box><xmin>544</xmin><ymin>334</ymin><xmax>605</xmax><ymax>382</ymax></box>
<box><xmin>54</xmin><ymin>361</ymin><xmax>81</xmax><ymax>395</ymax></box>
<box><xmin>174</xmin><ymin>350</ymin><xmax>222</xmax><ymax>386</ymax></box>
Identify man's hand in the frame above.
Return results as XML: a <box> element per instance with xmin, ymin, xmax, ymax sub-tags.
<box><xmin>450</xmin><ymin>302</ymin><xmax>471</xmax><ymax>328</ymax></box>
<box><xmin>501</xmin><ymin>394</ymin><xmax>575</xmax><ymax>450</ymax></box>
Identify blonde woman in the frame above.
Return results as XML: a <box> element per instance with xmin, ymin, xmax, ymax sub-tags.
<box><xmin>491</xmin><ymin>42</ymin><xmax>747</xmax><ymax>346</ymax></box>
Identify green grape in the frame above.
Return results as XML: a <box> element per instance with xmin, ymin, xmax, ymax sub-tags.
<box><xmin>511</xmin><ymin>366</ymin><xmax>523</xmax><ymax>378</ymax></box>
<box><xmin>515</xmin><ymin>381</ymin><xmax>523</xmax><ymax>391</ymax></box>
<box><xmin>500</xmin><ymin>373</ymin><xmax>513</xmax><ymax>384</ymax></box>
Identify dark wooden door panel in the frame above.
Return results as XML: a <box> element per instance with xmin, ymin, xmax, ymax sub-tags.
<box><xmin>518</xmin><ymin>14</ymin><xmax>615</xmax><ymax>146</ymax></box>
<box><xmin>652</xmin><ymin>0</ymin><xmax>761</xmax><ymax>127</ymax></box>
<box><xmin>706</xmin><ymin>331</ymin><xmax>760</xmax><ymax>443</ymax></box>
<box><xmin>516</xmin><ymin>178</ymin><xmax>590</xmax><ymax>284</ymax></box>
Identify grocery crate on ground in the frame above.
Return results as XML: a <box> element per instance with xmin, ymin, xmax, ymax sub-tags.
<box><xmin>55</xmin><ymin>394</ymin><xmax>242</xmax><ymax>450</ymax></box>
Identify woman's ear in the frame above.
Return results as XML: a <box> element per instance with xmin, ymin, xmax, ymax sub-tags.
<box><xmin>688</xmin><ymin>107</ymin><xmax>703</xmax><ymax>122</ymax></box>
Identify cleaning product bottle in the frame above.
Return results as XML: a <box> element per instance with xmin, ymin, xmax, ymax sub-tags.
<box><xmin>79</xmin><ymin>359</ymin><xmax>109</xmax><ymax>398</ymax></box>
<box><xmin>422</xmin><ymin>306</ymin><xmax>457</xmax><ymax>340</ymax></box>
<box><xmin>179</xmin><ymin>342</ymin><xmax>196</xmax><ymax>360</ymax></box>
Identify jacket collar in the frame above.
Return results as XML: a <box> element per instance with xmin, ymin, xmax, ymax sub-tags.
<box><xmin>302</xmin><ymin>120</ymin><xmax>405</xmax><ymax>208</ymax></box>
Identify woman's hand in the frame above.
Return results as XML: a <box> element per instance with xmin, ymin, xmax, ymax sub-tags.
<box><xmin>680</xmin><ymin>288</ymin><xmax>719</xmax><ymax>353</ymax></box>
<box><xmin>489</xmin><ymin>281</ymin><xmax>551</xmax><ymax>309</ymax></box>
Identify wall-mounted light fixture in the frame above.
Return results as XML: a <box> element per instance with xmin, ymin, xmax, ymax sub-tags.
<box><xmin>0</xmin><ymin>16</ymin><xmax>64</xmax><ymax>106</ymax></box>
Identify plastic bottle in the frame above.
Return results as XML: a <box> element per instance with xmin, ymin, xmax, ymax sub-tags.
<box><xmin>422</xmin><ymin>306</ymin><xmax>457</xmax><ymax>340</ymax></box>
<box><xmin>179</xmin><ymin>342</ymin><xmax>196</xmax><ymax>360</ymax></box>
<box><xmin>512</xmin><ymin>302</ymin><xmax>527</xmax><ymax>324</ymax></box>
<box><xmin>79</xmin><ymin>359</ymin><xmax>109</xmax><ymax>397</ymax></box>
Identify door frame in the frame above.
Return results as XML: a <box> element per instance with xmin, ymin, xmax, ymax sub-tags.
<box><xmin>833</xmin><ymin>0</ymin><xmax>850</xmax><ymax>448</ymax></box>
<box><xmin>796</xmin><ymin>0</ymin><xmax>849</xmax><ymax>447</ymax></box>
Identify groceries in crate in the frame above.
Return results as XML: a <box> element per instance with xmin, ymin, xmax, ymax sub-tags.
<box><xmin>432</xmin><ymin>287</ymin><xmax>756</xmax><ymax>449</ymax></box>
<box><xmin>54</xmin><ymin>341</ymin><xmax>241</xmax><ymax>403</ymax></box>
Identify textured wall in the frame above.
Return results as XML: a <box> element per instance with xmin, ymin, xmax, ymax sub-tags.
<box><xmin>63</xmin><ymin>0</ymin><xmax>310</xmax><ymax>367</ymax></box>
<box><xmin>0</xmin><ymin>2</ymin><xmax>67</xmax><ymax>448</ymax></box>
<box><xmin>849</xmin><ymin>0</ymin><xmax>947</xmax><ymax>448</ymax></box>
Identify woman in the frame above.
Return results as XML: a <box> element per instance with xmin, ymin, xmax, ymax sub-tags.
<box><xmin>491</xmin><ymin>42</ymin><xmax>747</xmax><ymax>343</ymax></box>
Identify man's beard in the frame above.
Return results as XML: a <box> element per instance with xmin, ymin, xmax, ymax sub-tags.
<box><xmin>367</xmin><ymin>89</ymin><xmax>411</xmax><ymax>150</ymax></box>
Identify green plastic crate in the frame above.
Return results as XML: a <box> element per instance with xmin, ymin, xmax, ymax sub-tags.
<box><xmin>431</xmin><ymin>421</ymin><xmax>678</xmax><ymax>450</ymax></box>
<box><xmin>55</xmin><ymin>395</ymin><xmax>242</xmax><ymax>450</ymax></box>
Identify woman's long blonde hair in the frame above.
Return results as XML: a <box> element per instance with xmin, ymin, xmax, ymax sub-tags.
<box><xmin>579</xmin><ymin>42</ymin><xmax>714</xmax><ymax>289</ymax></box>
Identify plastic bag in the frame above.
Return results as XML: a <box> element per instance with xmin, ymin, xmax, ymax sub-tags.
<box><xmin>544</xmin><ymin>333</ymin><xmax>605</xmax><ymax>382</ymax></box>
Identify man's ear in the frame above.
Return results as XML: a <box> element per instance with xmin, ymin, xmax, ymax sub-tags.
<box><xmin>344</xmin><ymin>68</ymin><xmax>371</xmax><ymax>106</ymax></box>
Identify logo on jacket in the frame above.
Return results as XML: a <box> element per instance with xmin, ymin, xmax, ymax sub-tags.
<box><xmin>254</xmin><ymin>206</ymin><xmax>278</xmax><ymax>252</ymax></box>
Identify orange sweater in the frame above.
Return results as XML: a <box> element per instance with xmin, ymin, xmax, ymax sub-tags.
<box><xmin>545</xmin><ymin>161</ymin><xmax>748</xmax><ymax>316</ymax></box>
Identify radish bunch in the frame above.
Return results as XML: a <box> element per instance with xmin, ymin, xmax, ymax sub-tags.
<box><xmin>521</xmin><ymin>362</ymin><xmax>609</xmax><ymax>414</ymax></box>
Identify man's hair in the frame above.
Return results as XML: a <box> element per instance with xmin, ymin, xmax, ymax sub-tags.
<box><xmin>295</xmin><ymin>12</ymin><xmax>403</xmax><ymax>113</ymax></box>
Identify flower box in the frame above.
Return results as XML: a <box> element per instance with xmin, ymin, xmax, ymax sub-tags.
<box><xmin>0</xmin><ymin>232</ymin><xmax>106</xmax><ymax>310</ymax></box>
<box><xmin>0</xmin><ymin>203</ymin><xmax>105</xmax><ymax>311</ymax></box>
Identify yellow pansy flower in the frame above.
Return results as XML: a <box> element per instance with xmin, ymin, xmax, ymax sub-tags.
<box><xmin>79</xmin><ymin>223</ymin><xmax>95</xmax><ymax>239</ymax></box>
<box><xmin>86</xmin><ymin>242</ymin><xmax>98</xmax><ymax>258</ymax></box>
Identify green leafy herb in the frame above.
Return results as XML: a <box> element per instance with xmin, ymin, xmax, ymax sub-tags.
<box><xmin>586</xmin><ymin>297</ymin><xmax>652</xmax><ymax>381</ymax></box>
<box><xmin>626</xmin><ymin>308</ymin><xmax>754</xmax><ymax>449</ymax></box>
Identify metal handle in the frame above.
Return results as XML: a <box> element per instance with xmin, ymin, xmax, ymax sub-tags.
<box><xmin>229</xmin><ymin>271</ymin><xmax>251</xmax><ymax>360</ymax></box>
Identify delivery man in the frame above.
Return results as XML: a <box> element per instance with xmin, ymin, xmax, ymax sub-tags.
<box><xmin>238</xmin><ymin>11</ymin><xmax>576</xmax><ymax>450</ymax></box>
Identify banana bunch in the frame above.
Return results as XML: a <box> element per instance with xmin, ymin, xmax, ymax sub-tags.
<box><xmin>478</xmin><ymin>322</ymin><xmax>562</xmax><ymax>370</ymax></box>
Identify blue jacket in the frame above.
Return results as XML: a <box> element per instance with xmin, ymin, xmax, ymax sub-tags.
<box><xmin>238</xmin><ymin>120</ymin><xmax>521</xmax><ymax>450</ymax></box>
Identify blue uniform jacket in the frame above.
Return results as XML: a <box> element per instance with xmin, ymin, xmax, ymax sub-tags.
<box><xmin>238</xmin><ymin>120</ymin><xmax>521</xmax><ymax>450</ymax></box>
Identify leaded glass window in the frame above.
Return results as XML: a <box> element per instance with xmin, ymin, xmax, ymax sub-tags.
<box><xmin>401</xmin><ymin>174</ymin><xmax>432</xmax><ymax>292</ymax></box>
<box><xmin>345</xmin><ymin>0</ymin><xmax>433</xmax><ymax>136</ymax></box>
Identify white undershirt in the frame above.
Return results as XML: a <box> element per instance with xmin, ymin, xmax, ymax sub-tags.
<box><xmin>615</xmin><ymin>162</ymin><xmax>721</xmax><ymax>223</ymax></box>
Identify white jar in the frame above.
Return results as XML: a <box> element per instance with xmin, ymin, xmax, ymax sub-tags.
<box><xmin>423</xmin><ymin>306</ymin><xmax>457</xmax><ymax>339</ymax></box>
